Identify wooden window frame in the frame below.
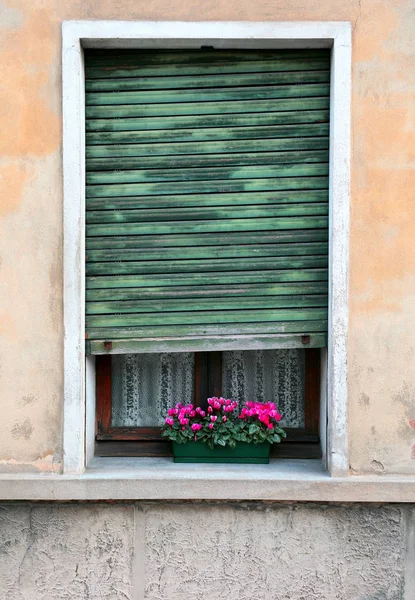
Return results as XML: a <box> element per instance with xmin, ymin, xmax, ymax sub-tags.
<box><xmin>95</xmin><ymin>349</ymin><xmax>321</xmax><ymax>458</ymax></box>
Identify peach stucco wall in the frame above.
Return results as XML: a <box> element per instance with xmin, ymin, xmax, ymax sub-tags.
<box><xmin>0</xmin><ymin>0</ymin><xmax>414</xmax><ymax>474</ymax></box>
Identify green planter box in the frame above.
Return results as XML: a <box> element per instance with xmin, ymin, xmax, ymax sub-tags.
<box><xmin>173</xmin><ymin>441</ymin><xmax>271</xmax><ymax>464</ymax></box>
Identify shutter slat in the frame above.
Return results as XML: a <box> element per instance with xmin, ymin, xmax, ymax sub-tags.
<box><xmin>86</xmin><ymin>255</ymin><xmax>328</xmax><ymax>276</ymax></box>
<box><xmin>86</xmin><ymin>123</ymin><xmax>329</xmax><ymax>145</ymax></box>
<box><xmin>85</xmin><ymin>70</ymin><xmax>329</xmax><ymax>92</ymax></box>
<box><xmin>87</xmin><ymin>308</ymin><xmax>328</xmax><ymax>328</ymax></box>
<box><xmin>86</xmin><ymin>294</ymin><xmax>328</xmax><ymax>315</ymax></box>
<box><xmin>86</xmin><ymin>58</ymin><xmax>329</xmax><ymax>79</ymax></box>
<box><xmin>86</xmin><ymin>110</ymin><xmax>329</xmax><ymax>133</ymax></box>
<box><xmin>86</xmin><ymin>281</ymin><xmax>328</xmax><ymax>302</ymax></box>
<box><xmin>86</xmin><ymin>229</ymin><xmax>329</xmax><ymax>249</ymax></box>
<box><xmin>86</xmin><ymin>177</ymin><xmax>329</xmax><ymax>199</ymax></box>
<box><xmin>86</xmin><ymin>83</ymin><xmax>330</xmax><ymax>106</ymax></box>
<box><xmin>86</xmin><ymin>150</ymin><xmax>329</xmax><ymax>172</ymax></box>
<box><xmin>86</xmin><ymin>96</ymin><xmax>329</xmax><ymax>119</ymax></box>
<box><xmin>85</xmin><ymin>49</ymin><xmax>330</xmax><ymax>347</ymax></box>
<box><xmin>86</xmin><ymin>164</ymin><xmax>328</xmax><ymax>185</ymax></box>
<box><xmin>86</xmin><ymin>268</ymin><xmax>329</xmax><ymax>289</ymax></box>
<box><xmin>86</xmin><ymin>190</ymin><xmax>328</xmax><ymax>210</ymax></box>
<box><xmin>86</xmin><ymin>216</ymin><xmax>329</xmax><ymax>237</ymax></box>
<box><xmin>86</xmin><ymin>241</ymin><xmax>328</xmax><ymax>262</ymax></box>
<box><xmin>86</xmin><ymin>137</ymin><xmax>329</xmax><ymax>158</ymax></box>
<box><xmin>86</xmin><ymin>203</ymin><xmax>328</xmax><ymax>224</ymax></box>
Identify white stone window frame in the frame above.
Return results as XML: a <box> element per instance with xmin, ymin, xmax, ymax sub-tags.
<box><xmin>63</xmin><ymin>21</ymin><xmax>351</xmax><ymax>477</ymax></box>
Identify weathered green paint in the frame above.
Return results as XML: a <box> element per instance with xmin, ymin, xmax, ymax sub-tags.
<box><xmin>86</xmin><ymin>150</ymin><xmax>329</xmax><ymax>172</ymax></box>
<box><xmin>86</xmin><ymin>70</ymin><xmax>330</xmax><ymax>92</ymax></box>
<box><xmin>86</xmin><ymin>96</ymin><xmax>330</xmax><ymax>119</ymax></box>
<box><xmin>86</xmin><ymin>83</ymin><xmax>330</xmax><ymax>106</ymax></box>
<box><xmin>86</xmin><ymin>110</ymin><xmax>329</xmax><ymax>133</ymax></box>
<box><xmin>86</xmin><ymin>294</ymin><xmax>328</xmax><ymax>315</ymax></box>
<box><xmin>86</xmin><ymin>216</ymin><xmax>329</xmax><ymax>237</ymax></box>
<box><xmin>86</xmin><ymin>58</ymin><xmax>329</xmax><ymax>79</ymax></box>
<box><xmin>86</xmin><ymin>203</ymin><xmax>328</xmax><ymax>224</ymax></box>
<box><xmin>86</xmin><ymin>281</ymin><xmax>329</xmax><ymax>302</ymax></box>
<box><xmin>86</xmin><ymin>230</ymin><xmax>329</xmax><ymax>249</ymax></box>
<box><xmin>86</xmin><ymin>123</ymin><xmax>329</xmax><ymax>145</ymax></box>
<box><xmin>86</xmin><ymin>241</ymin><xmax>329</xmax><ymax>262</ymax></box>
<box><xmin>86</xmin><ymin>177</ymin><xmax>329</xmax><ymax>199</ymax></box>
<box><xmin>85</xmin><ymin>49</ymin><xmax>330</xmax><ymax>345</ymax></box>
<box><xmin>86</xmin><ymin>255</ymin><xmax>328</xmax><ymax>276</ymax></box>
<box><xmin>86</xmin><ymin>189</ymin><xmax>329</xmax><ymax>210</ymax></box>
<box><xmin>86</xmin><ymin>164</ymin><xmax>329</xmax><ymax>185</ymax></box>
<box><xmin>86</xmin><ymin>268</ymin><xmax>329</xmax><ymax>289</ymax></box>
<box><xmin>86</xmin><ymin>137</ymin><xmax>329</xmax><ymax>158</ymax></box>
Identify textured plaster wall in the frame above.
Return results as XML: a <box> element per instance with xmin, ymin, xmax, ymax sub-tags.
<box><xmin>0</xmin><ymin>0</ymin><xmax>414</xmax><ymax>473</ymax></box>
<box><xmin>0</xmin><ymin>502</ymin><xmax>413</xmax><ymax>599</ymax></box>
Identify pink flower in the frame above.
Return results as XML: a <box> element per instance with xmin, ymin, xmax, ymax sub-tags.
<box><xmin>267</xmin><ymin>423</ymin><xmax>274</xmax><ymax>429</ymax></box>
<box><xmin>209</xmin><ymin>423</ymin><xmax>214</xmax><ymax>429</ymax></box>
<box><xmin>165</xmin><ymin>417</ymin><xmax>174</xmax><ymax>426</ymax></box>
<box><xmin>179</xmin><ymin>418</ymin><xmax>189</xmax><ymax>425</ymax></box>
<box><xmin>191</xmin><ymin>423</ymin><xmax>202</xmax><ymax>432</ymax></box>
<box><xmin>214</xmin><ymin>401</ymin><xmax>221</xmax><ymax>410</ymax></box>
<box><xmin>167</xmin><ymin>408</ymin><xmax>177</xmax><ymax>416</ymax></box>
<box><xmin>210</xmin><ymin>415</ymin><xmax>217</xmax><ymax>422</ymax></box>
<box><xmin>222</xmin><ymin>416</ymin><xmax>227</xmax><ymax>423</ymax></box>
<box><xmin>199</xmin><ymin>410</ymin><xmax>206</xmax><ymax>417</ymax></box>
<box><xmin>208</xmin><ymin>407</ymin><xmax>213</xmax><ymax>414</ymax></box>
<box><xmin>190</xmin><ymin>410</ymin><xmax>196</xmax><ymax>417</ymax></box>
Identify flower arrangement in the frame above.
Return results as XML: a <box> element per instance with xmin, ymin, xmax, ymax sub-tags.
<box><xmin>162</xmin><ymin>397</ymin><xmax>286</xmax><ymax>449</ymax></box>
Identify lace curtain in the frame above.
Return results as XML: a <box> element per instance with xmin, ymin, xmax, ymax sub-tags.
<box><xmin>111</xmin><ymin>349</ymin><xmax>305</xmax><ymax>428</ymax></box>
<box><xmin>111</xmin><ymin>353</ymin><xmax>195</xmax><ymax>427</ymax></box>
<box><xmin>221</xmin><ymin>349</ymin><xmax>305</xmax><ymax>428</ymax></box>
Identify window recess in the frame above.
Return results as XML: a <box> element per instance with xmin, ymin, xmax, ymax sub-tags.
<box><xmin>85</xmin><ymin>47</ymin><xmax>330</xmax><ymax>458</ymax></box>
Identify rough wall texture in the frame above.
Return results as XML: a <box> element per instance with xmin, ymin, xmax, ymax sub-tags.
<box><xmin>0</xmin><ymin>0</ymin><xmax>414</xmax><ymax>473</ymax></box>
<box><xmin>0</xmin><ymin>502</ymin><xmax>412</xmax><ymax>600</ymax></box>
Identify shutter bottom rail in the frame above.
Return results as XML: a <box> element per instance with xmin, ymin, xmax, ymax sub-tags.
<box><xmin>86</xmin><ymin>333</ymin><xmax>327</xmax><ymax>354</ymax></box>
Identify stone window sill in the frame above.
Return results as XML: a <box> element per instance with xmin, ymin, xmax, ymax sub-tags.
<box><xmin>0</xmin><ymin>458</ymin><xmax>415</xmax><ymax>502</ymax></box>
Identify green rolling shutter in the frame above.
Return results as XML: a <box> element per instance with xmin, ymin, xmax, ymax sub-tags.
<box><xmin>85</xmin><ymin>49</ymin><xmax>330</xmax><ymax>353</ymax></box>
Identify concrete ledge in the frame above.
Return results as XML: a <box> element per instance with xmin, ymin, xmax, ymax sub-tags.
<box><xmin>1</xmin><ymin>459</ymin><xmax>415</xmax><ymax>502</ymax></box>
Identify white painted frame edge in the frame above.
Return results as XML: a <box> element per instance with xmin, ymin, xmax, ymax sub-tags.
<box><xmin>62</xmin><ymin>21</ymin><xmax>351</xmax><ymax>476</ymax></box>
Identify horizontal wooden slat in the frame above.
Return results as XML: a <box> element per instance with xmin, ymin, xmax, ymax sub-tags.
<box><xmin>86</xmin><ymin>255</ymin><xmax>328</xmax><ymax>276</ymax></box>
<box><xmin>86</xmin><ymin>294</ymin><xmax>328</xmax><ymax>315</ymax></box>
<box><xmin>86</xmin><ymin>203</ymin><xmax>328</xmax><ymax>225</ymax></box>
<box><xmin>86</xmin><ymin>83</ymin><xmax>330</xmax><ymax>106</ymax></box>
<box><xmin>86</xmin><ymin>96</ymin><xmax>329</xmax><ymax>119</ymax></box>
<box><xmin>86</xmin><ymin>110</ymin><xmax>329</xmax><ymax>133</ymax></box>
<box><xmin>86</xmin><ymin>268</ymin><xmax>329</xmax><ymax>289</ymax></box>
<box><xmin>86</xmin><ymin>281</ymin><xmax>329</xmax><ymax>302</ymax></box>
<box><xmin>86</xmin><ymin>177</ymin><xmax>329</xmax><ymax>199</ymax></box>
<box><xmin>86</xmin><ymin>332</ymin><xmax>327</xmax><ymax>354</ymax></box>
<box><xmin>87</xmin><ymin>163</ymin><xmax>328</xmax><ymax>186</ymax></box>
<box><xmin>86</xmin><ymin>216</ymin><xmax>328</xmax><ymax>237</ymax></box>
<box><xmin>86</xmin><ymin>49</ymin><xmax>330</xmax><ymax>66</ymax></box>
<box><xmin>86</xmin><ymin>241</ymin><xmax>328</xmax><ymax>263</ymax></box>
<box><xmin>86</xmin><ymin>136</ymin><xmax>329</xmax><ymax>159</ymax></box>
<box><xmin>86</xmin><ymin>307</ymin><xmax>328</xmax><ymax>328</ymax></box>
<box><xmin>86</xmin><ymin>190</ymin><xmax>328</xmax><ymax>211</ymax></box>
<box><xmin>86</xmin><ymin>150</ymin><xmax>329</xmax><ymax>173</ymax></box>
<box><xmin>86</xmin><ymin>320</ymin><xmax>328</xmax><ymax>339</ymax></box>
<box><xmin>86</xmin><ymin>70</ymin><xmax>330</xmax><ymax>92</ymax></box>
<box><xmin>86</xmin><ymin>123</ymin><xmax>329</xmax><ymax>146</ymax></box>
<box><xmin>86</xmin><ymin>229</ymin><xmax>328</xmax><ymax>250</ymax></box>
<box><xmin>86</xmin><ymin>58</ymin><xmax>330</xmax><ymax>79</ymax></box>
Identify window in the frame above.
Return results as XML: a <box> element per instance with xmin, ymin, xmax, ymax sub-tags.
<box><xmin>95</xmin><ymin>349</ymin><xmax>321</xmax><ymax>457</ymax></box>
<box><xmin>85</xmin><ymin>47</ymin><xmax>330</xmax><ymax>459</ymax></box>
